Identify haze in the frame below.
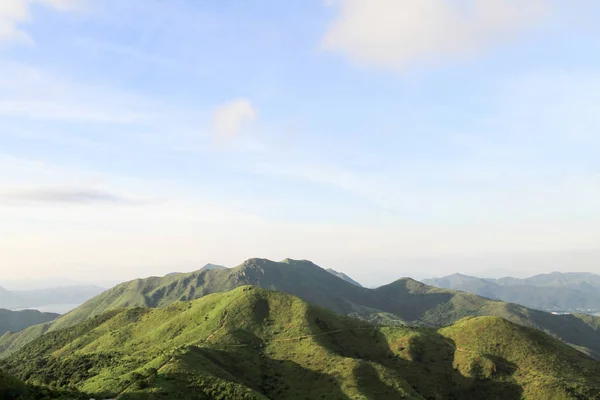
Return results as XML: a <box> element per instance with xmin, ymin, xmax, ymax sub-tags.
<box><xmin>1</xmin><ymin>0</ymin><xmax>599</xmax><ymax>288</ymax></box>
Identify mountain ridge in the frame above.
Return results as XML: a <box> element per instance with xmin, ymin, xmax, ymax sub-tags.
<box><xmin>2</xmin><ymin>286</ymin><xmax>599</xmax><ymax>399</ymax></box>
<box><xmin>423</xmin><ymin>271</ymin><xmax>600</xmax><ymax>312</ymax></box>
<box><xmin>2</xmin><ymin>258</ymin><xmax>600</xmax><ymax>361</ymax></box>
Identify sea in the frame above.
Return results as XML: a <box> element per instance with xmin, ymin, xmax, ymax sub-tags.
<box><xmin>11</xmin><ymin>303</ymin><xmax>80</xmax><ymax>314</ymax></box>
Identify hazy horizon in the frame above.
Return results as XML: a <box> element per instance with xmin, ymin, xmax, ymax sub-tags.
<box><xmin>1</xmin><ymin>1</ymin><xmax>599</xmax><ymax>287</ymax></box>
<box><xmin>2</xmin><ymin>249</ymin><xmax>599</xmax><ymax>290</ymax></box>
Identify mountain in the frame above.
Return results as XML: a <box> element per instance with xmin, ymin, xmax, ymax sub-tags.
<box><xmin>201</xmin><ymin>263</ymin><xmax>227</xmax><ymax>271</ymax></box>
<box><xmin>0</xmin><ymin>309</ymin><xmax>59</xmax><ymax>336</ymax></box>
<box><xmin>499</xmin><ymin>272</ymin><xmax>600</xmax><ymax>293</ymax></box>
<box><xmin>326</xmin><ymin>268</ymin><xmax>363</xmax><ymax>286</ymax></box>
<box><xmin>423</xmin><ymin>272</ymin><xmax>600</xmax><ymax>312</ymax></box>
<box><xmin>2</xmin><ymin>286</ymin><xmax>599</xmax><ymax>399</ymax></box>
<box><xmin>166</xmin><ymin>264</ymin><xmax>227</xmax><ymax>277</ymax></box>
<box><xmin>3</xmin><ymin>258</ymin><xmax>600</xmax><ymax>361</ymax></box>
<box><xmin>0</xmin><ymin>284</ymin><xmax>105</xmax><ymax>311</ymax></box>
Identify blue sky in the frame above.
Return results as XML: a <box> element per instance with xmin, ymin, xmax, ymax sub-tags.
<box><xmin>1</xmin><ymin>0</ymin><xmax>599</xmax><ymax>287</ymax></box>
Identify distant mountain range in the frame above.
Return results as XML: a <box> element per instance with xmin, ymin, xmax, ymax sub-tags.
<box><xmin>0</xmin><ymin>285</ymin><xmax>105</xmax><ymax>312</ymax></box>
<box><xmin>2</xmin><ymin>258</ymin><xmax>600</xmax><ymax>363</ymax></box>
<box><xmin>423</xmin><ymin>272</ymin><xmax>600</xmax><ymax>313</ymax></box>
<box><xmin>0</xmin><ymin>309</ymin><xmax>59</xmax><ymax>337</ymax></box>
<box><xmin>1</xmin><ymin>286</ymin><xmax>599</xmax><ymax>399</ymax></box>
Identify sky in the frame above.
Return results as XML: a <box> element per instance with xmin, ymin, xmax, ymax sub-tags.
<box><xmin>0</xmin><ymin>0</ymin><xmax>599</xmax><ymax>288</ymax></box>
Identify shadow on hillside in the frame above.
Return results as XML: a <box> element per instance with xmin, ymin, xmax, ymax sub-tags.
<box><xmin>353</xmin><ymin>362</ymin><xmax>412</xmax><ymax>399</ymax></box>
<box><xmin>305</xmin><ymin>311</ymin><xmax>524</xmax><ymax>400</ymax></box>
<box><xmin>527</xmin><ymin>309</ymin><xmax>600</xmax><ymax>359</ymax></box>
<box><xmin>150</xmin><ymin>341</ymin><xmax>352</xmax><ymax>400</ymax></box>
<box><xmin>370</xmin><ymin>283</ymin><xmax>455</xmax><ymax>322</ymax></box>
<box><xmin>22</xmin><ymin>384</ymin><xmax>110</xmax><ymax>400</ymax></box>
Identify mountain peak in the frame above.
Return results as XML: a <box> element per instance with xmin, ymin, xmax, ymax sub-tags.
<box><xmin>281</xmin><ymin>258</ymin><xmax>317</xmax><ymax>266</ymax></box>
<box><xmin>200</xmin><ymin>263</ymin><xmax>226</xmax><ymax>271</ymax></box>
<box><xmin>5</xmin><ymin>260</ymin><xmax>600</xmax><ymax>364</ymax></box>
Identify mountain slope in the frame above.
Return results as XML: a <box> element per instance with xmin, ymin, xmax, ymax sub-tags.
<box><xmin>326</xmin><ymin>268</ymin><xmax>363</xmax><ymax>286</ymax></box>
<box><xmin>0</xmin><ymin>309</ymin><xmax>59</xmax><ymax>336</ymax></box>
<box><xmin>2</xmin><ymin>287</ymin><xmax>599</xmax><ymax>400</ymax></box>
<box><xmin>3</xmin><ymin>258</ymin><xmax>600</xmax><ymax>361</ymax></box>
<box><xmin>423</xmin><ymin>272</ymin><xmax>600</xmax><ymax>311</ymax></box>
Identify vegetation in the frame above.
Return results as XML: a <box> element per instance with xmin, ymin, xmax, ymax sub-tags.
<box><xmin>3</xmin><ymin>258</ymin><xmax>600</xmax><ymax>362</ymax></box>
<box><xmin>1</xmin><ymin>286</ymin><xmax>599</xmax><ymax>399</ymax></box>
<box><xmin>0</xmin><ymin>309</ymin><xmax>59</xmax><ymax>336</ymax></box>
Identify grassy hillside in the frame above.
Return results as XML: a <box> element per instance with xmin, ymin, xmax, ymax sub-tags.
<box><xmin>2</xmin><ymin>287</ymin><xmax>599</xmax><ymax>400</ymax></box>
<box><xmin>440</xmin><ymin>317</ymin><xmax>600</xmax><ymax>399</ymax></box>
<box><xmin>0</xmin><ymin>309</ymin><xmax>59</xmax><ymax>336</ymax></box>
<box><xmin>424</xmin><ymin>272</ymin><xmax>600</xmax><ymax>311</ymax></box>
<box><xmin>3</xmin><ymin>258</ymin><xmax>600</xmax><ymax>361</ymax></box>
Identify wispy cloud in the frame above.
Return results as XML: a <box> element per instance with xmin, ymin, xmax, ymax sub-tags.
<box><xmin>0</xmin><ymin>186</ymin><xmax>157</xmax><ymax>205</ymax></box>
<box><xmin>0</xmin><ymin>0</ymin><xmax>82</xmax><ymax>44</ymax></box>
<box><xmin>322</xmin><ymin>0</ymin><xmax>552</xmax><ymax>71</ymax></box>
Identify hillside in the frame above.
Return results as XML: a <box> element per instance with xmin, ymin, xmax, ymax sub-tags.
<box><xmin>423</xmin><ymin>272</ymin><xmax>600</xmax><ymax>312</ymax></box>
<box><xmin>2</xmin><ymin>287</ymin><xmax>599</xmax><ymax>399</ymax></box>
<box><xmin>2</xmin><ymin>258</ymin><xmax>600</xmax><ymax>361</ymax></box>
<box><xmin>0</xmin><ymin>309</ymin><xmax>59</xmax><ymax>336</ymax></box>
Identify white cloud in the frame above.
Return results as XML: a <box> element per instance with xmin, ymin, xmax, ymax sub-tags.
<box><xmin>321</xmin><ymin>0</ymin><xmax>552</xmax><ymax>71</ymax></box>
<box><xmin>212</xmin><ymin>98</ymin><xmax>256</xmax><ymax>138</ymax></box>
<box><xmin>0</xmin><ymin>0</ymin><xmax>81</xmax><ymax>43</ymax></box>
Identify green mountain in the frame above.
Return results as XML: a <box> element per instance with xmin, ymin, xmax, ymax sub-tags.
<box><xmin>2</xmin><ymin>286</ymin><xmax>599</xmax><ymax>399</ymax></box>
<box><xmin>423</xmin><ymin>272</ymin><xmax>600</xmax><ymax>312</ymax></box>
<box><xmin>326</xmin><ymin>268</ymin><xmax>363</xmax><ymax>286</ymax></box>
<box><xmin>0</xmin><ymin>309</ymin><xmax>59</xmax><ymax>336</ymax></box>
<box><xmin>2</xmin><ymin>258</ymin><xmax>600</xmax><ymax>361</ymax></box>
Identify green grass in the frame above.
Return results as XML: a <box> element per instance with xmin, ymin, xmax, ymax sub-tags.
<box><xmin>2</xmin><ymin>286</ymin><xmax>600</xmax><ymax>399</ymax></box>
<box><xmin>3</xmin><ymin>258</ymin><xmax>600</xmax><ymax>363</ymax></box>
